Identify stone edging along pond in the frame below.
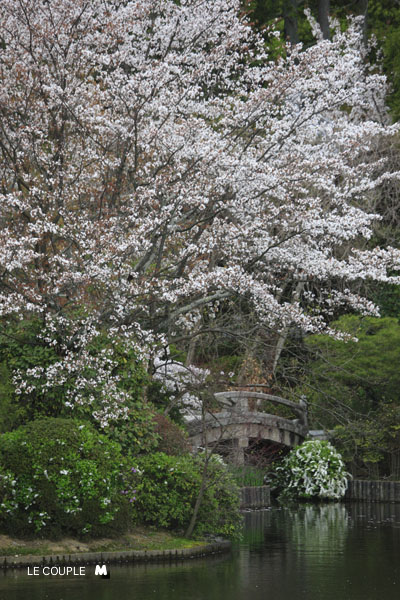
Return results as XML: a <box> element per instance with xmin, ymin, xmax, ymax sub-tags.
<box><xmin>344</xmin><ymin>480</ymin><xmax>400</xmax><ymax>503</ymax></box>
<box><xmin>0</xmin><ymin>540</ymin><xmax>231</xmax><ymax>569</ymax></box>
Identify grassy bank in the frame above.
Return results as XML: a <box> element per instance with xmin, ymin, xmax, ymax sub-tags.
<box><xmin>0</xmin><ymin>527</ymin><xmax>206</xmax><ymax>557</ymax></box>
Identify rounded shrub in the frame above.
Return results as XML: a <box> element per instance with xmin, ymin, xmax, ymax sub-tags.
<box><xmin>0</xmin><ymin>417</ymin><xmax>130</xmax><ymax>537</ymax></box>
<box><xmin>128</xmin><ymin>452</ymin><xmax>242</xmax><ymax>538</ymax></box>
<box><xmin>270</xmin><ymin>440</ymin><xmax>350</xmax><ymax>501</ymax></box>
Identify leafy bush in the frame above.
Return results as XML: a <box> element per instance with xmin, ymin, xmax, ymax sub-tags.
<box><xmin>104</xmin><ymin>402</ymin><xmax>160</xmax><ymax>456</ymax></box>
<box><xmin>269</xmin><ymin>440</ymin><xmax>350</xmax><ymax>501</ymax></box>
<box><xmin>0</xmin><ymin>319</ymin><xmax>65</xmax><ymax>427</ymax></box>
<box><xmin>0</xmin><ymin>418</ymin><xmax>131</xmax><ymax>537</ymax></box>
<box><xmin>0</xmin><ymin>317</ymin><xmax>160</xmax><ymax>456</ymax></box>
<box><xmin>152</xmin><ymin>413</ymin><xmax>190</xmax><ymax>455</ymax></box>
<box><xmin>0</xmin><ymin>362</ymin><xmax>16</xmax><ymax>433</ymax></box>
<box><xmin>128</xmin><ymin>452</ymin><xmax>242</xmax><ymax>538</ymax></box>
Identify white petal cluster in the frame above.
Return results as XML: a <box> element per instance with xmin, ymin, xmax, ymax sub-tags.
<box><xmin>0</xmin><ymin>0</ymin><xmax>399</xmax><ymax>419</ymax></box>
<box><xmin>278</xmin><ymin>440</ymin><xmax>350</xmax><ymax>500</ymax></box>
<box><xmin>153</xmin><ymin>354</ymin><xmax>209</xmax><ymax>418</ymax></box>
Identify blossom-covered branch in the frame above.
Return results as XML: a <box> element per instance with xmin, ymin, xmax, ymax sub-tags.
<box><xmin>0</xmin><ymin>0</ymin><xmax>399</xmax><ymax>422</ymax></box>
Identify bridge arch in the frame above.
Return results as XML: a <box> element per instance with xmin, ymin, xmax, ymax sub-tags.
<box><xmin>186</xmin><ymin>391</ymin><xmax>309</xmax><ymax>465</ymax></box>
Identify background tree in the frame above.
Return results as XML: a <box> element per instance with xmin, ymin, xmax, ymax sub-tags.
<box><xmin>249</xmin><ymin>0</ymin><xmax>400</xmax><ymax>119</ymax></box>
<box><xmin>0</xmin><ymin>0</ymin><xmax>399</xmax><ymax>428</ymax></box>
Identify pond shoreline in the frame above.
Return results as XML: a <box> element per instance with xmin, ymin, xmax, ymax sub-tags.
<box><xmin>0</xmin><ymin>540</ymin><xmax>231</xmax><ymax>569</ymax></box>
<box><xmin>4</xmin><ymin>479</ymin><xmax>398</xmax><ymax>570</ymax></box>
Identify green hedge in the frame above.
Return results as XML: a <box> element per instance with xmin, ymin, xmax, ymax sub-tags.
<box><xmin>0</xmin><ymin>418</ymin><xmax>131</xmax><ymax>537</ymax></box>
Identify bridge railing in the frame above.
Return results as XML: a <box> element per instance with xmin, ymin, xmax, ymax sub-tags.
<box><xmin>214</xmin><ymin>391</ymin><xmax>308</xmax><ymax>428</ymax></box>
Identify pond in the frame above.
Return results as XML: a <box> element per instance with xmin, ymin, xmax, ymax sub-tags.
<box><xmin>1</xmin><ymin>502</ymin><xmax>399</xmax><ymax>600</ymax></box>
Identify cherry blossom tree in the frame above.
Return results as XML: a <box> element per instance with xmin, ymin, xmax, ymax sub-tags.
<box><xmin>0</xmin><ymin>0</ymin><xmax>399</xmax><ymax>425</ymax></box>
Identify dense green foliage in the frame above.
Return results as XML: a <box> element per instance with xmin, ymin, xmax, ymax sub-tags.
<box><xmin>368</xmin><ymin>0</ymin><xmax>400</xmax><ymax>121</ymax></box>
<box><xmin>0</xmin><ymin>318</ymin><xmax>148</xmax><ymax>424</ymax></box>
<box><xmin>130</xmin><ymin>453</ymin><xmax>242</xmax><ymax>538</ymax></box>
<box><xmin>104</xmin><ymin>403</ymin><xmax>160</xmax><ymax>456</ymax></box>
<box><xmin>299</xmin><ymin>315</ymin><xmax>400</xmax><ymax>421</ymax></box>
<box><xmin>0</xmin><ymin>418</ymin><xmax>131</xmax><ymax>537</ymax></box>
<box><xmin>269</xmin><ymin>440</ymin><xmax>349</xmax><ymax>500</ymax></box>
<box><xmin>0</xmin><ymin>419</ymin><xmax>243</xmax><ymax>539</ymax></box>
<box><xmin>0</xmin><ymin>319</ymin><xmax>65</xmax><ymax>427</ymax></box>
<box><xmin>333</xmin><ymin>404</ymin><xmax>400</xmax><ymax>479</ymax></box>
<box><xmin>0</xmin><ymin>317</ymin><xmax>160</xmax><ymax>455</ymax></box>
<box><xmin>292</xmin><ymin>315</ymin><xmax>400</xmax><ymax>478</ymax></box>
<box><xmin>0</xmin><ymin>316</ymin><xmax>242</xmax><ymax>539</ymax></box>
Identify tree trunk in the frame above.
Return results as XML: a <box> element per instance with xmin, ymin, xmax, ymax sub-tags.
<box><xmin>185</xmin><ymin>457</ymin><xmax>208</xmax><ymax>538</ymax></box>
<box><xmin>318</xmin><ymin>0</ymin><xmax>330</xmax><ymax>40</ymax></box>
<box><xmin>185</xmin><ymin>333</ymin><xmax>198</xmax><ymax>366</ymax></box>
<box><xmin>357</xmin><ymin>0</ymin><xmax>368</xmax><ymax>46</ymax></box>
<box><xmin>362</xmin><ymin>1</ymin><xmax>368</xmax><ymax>47</ymax></box>
<box><xmin>272</xmin><ymin>280</ymin><xmax>305</xmax><ymax>374</ymax></box>
<box><xmin>284</xmin><ymin>0</ymin><xmax>299</xmax><ymax>45</ymax></box>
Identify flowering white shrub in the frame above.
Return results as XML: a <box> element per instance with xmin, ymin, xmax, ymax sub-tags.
<box><xmin>0</xmin><ymin>418</ymin><xmax>129</xmax><ymax>536</ymax></box>
<box><xmin>271</xmin><ymin>440</ymin><xmax>350</xmax><ymax>500</ymax></box>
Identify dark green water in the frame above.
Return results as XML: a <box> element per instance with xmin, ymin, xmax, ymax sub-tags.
<box><xmin>1</xmin><ymin>503</ymin><xmax>399</xmax><ymax>600</ymax></box>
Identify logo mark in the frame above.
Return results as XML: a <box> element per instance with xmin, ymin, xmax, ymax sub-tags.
<box><xmin>95</xmin><ymin>565</ymin><xmax>110</xmax><ymax>579</ymax></box>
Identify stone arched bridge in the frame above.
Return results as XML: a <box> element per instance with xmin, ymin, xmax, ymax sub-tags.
<box><xmin>186</xmin><ymin>390</ymin><xmax>309</xmax><ymax>465</ymax></box>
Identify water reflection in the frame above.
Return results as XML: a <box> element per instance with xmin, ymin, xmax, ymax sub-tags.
<box><xmin>1</xmin><ymin>503</ymin><xmax>399</xmax><ymax>600</ymax></box>
<box><xmin>239</xmin><ymin>503</ymin><xmax>400</xmax><ymax>600</ymax></box>
<box><xmin>290</xmin><ymin>503</ymin><xmax>348</xmax><ymax>552</ymax></box>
